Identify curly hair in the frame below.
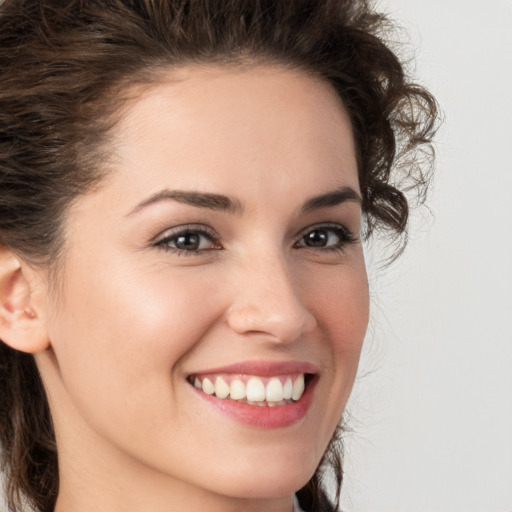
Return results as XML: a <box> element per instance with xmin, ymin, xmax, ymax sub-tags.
<box><xmin>0</xmin><ymin>1</ymin><xmax>439</xmax><ymax>511</ymax></box>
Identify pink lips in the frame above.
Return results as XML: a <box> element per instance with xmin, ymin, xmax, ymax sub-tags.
<box><xmin>191</xmin><ymin>360</ymin><xmax>319</xmax><ymax>377</ymax></box>
<box><xmin>188</xmin><ymin>360</ymin><xmax>318</xmax><ymax>428</ymax></box>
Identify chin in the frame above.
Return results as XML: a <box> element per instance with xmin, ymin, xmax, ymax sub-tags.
<box><xmin>213</xmin><ymin>469</ymin><xmax>314</xmax><ymax>501</ymax></box>
<box><xmin>191</xmin><ymin>443</ymin><xmax>322</xmax><ymax>500</ymax></box>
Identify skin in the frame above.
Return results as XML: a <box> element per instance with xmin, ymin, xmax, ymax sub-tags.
<box><xmin>19</xmin><ymin>65</ymin><xmax>369</xmax><ymax>511</ymax></box>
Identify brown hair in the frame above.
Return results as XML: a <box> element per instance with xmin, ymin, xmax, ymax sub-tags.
<box><xmin>0</xmin><ymin>1</ymin><xmax>439</xmax><ymax>511</ymax></box>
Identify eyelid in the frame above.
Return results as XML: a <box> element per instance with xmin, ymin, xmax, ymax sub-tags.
<box><xmin>293</xmin><ymin>222</ymin><xmax>358</xmax><ymax>248</ymax></box>
<box><xmin>153</xmin><ymin>224</ymin><xmax>222</xmax><ymax>252</ymax></box>
<box><xmin>153</xmin><ymin>223</ymin><xmax>216</xmax><ymax>242</ymax></box>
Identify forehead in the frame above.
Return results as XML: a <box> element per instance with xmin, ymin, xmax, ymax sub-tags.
<box><xmin>69</xmin><ymin>64</ymin><xmax>360</xmax><ymax>232</ymax></box>
<box><xmin>107</xmin><ymin>64</ymin><xmax>358</xmax><ymax>191</ymax></box>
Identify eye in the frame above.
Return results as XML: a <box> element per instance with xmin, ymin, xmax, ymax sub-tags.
<box><xmin>154</xmin><ymin>225</ymin><xmax>221</xmax><ymax>254</ymax></box>
<box><xmin>295</xmin><ymin>224</ymin><xmax>357</xmax><ymax>250</ymax></box>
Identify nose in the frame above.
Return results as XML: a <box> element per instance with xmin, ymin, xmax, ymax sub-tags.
<box><xmin>226</xmin><ymin>254</ymin><xmax>317</xmax><ymax>343</ymax></box>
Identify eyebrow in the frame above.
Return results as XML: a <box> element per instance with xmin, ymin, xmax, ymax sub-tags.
<box><xmin>128</xmin><ymin>185</ymin><xmax>361</xmax><ymax>217</ymax></box>
<box><xmin>300</xmin><ymin>186</ymin><xmax>362</xmax><ymax>213</ymax></box>
<box><xmin>128</xmin><ymin>189</ymin><xmax>244</xmax><ymax>216</ymax></box>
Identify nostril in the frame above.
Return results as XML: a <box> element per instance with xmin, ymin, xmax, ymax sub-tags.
<box><xmin>225</xmin><ymin>260</ymin><xmax>317</xmax><ymax>341</ymax></box>
<box><xmin>226</xmin><ymin>307</ymin><xmax>316</xmax><ymax>343</ymax></box>
<box><xmin>226</xmin><ymin>295</ymin><xmax>317</xmax><ymax>342</ymax></box>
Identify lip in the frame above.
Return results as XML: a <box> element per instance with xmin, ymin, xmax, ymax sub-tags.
<box><xmin>187</xmin><ymin>360</ymin><xmax>319</xmax><ymax>428</ymax></box>
<box><xmin>188</xmin><ymin>360</ymin><xmax>319</xmax><ymax>378</ymax></box>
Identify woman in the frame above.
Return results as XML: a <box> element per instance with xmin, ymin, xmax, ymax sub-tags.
<box><xmin>0</xmin><ymin>1</ymin><xmax>438</xmax><ymax>511</ymax></box>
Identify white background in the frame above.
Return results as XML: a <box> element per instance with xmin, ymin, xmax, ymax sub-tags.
<box><xmin>340</xmin><ymin>1</ymin><xmax>512</xmax><ymax>511</ymax></box>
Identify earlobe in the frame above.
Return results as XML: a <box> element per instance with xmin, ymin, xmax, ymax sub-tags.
<box><xmin>0</xmin><ymin>248</ymin><xmax>50</xmax><ymax>353</ymax></box>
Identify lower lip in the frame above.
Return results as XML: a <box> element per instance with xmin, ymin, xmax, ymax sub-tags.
<box><xmin>192</xmin><ymin>377</ymin><xmax>317</xmax><ymax>428</ymax></box>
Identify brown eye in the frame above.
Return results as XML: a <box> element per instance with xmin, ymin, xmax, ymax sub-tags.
<box><xmin>302</xmin><ymin>229</ymin><xmax>330</xmax><ymax>247</ymax></box>
<box><xmin>173</xmin><ymin>232</ymin><xmax>202</xmax><ymax>251</ymax></box>
<box><xmin>295</xmin><ymin>224</ymin><xmax>356</xmax><ymax>250</ymax></box>
<box><xmin>155</xmin><ymin>226</ymin><xmax>221</xmax><ymax>253</ymax></box>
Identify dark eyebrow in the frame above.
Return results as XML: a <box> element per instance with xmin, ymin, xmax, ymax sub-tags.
<box><xmin>129</xmin><ymin>186</ymin><xmax>360</xmax><ymax>217</ymax></box>
<box><xmin>128</xmin><ymin>189</ymin><xmax>244</xmax><ymax>216</ymax></box>
<box><xmin>300</xmin><ymin>186</ymin><xmax>362</xmax><ymax>214</ymax></box>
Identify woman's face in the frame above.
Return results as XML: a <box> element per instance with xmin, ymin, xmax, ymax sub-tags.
<box><xmin>37</xmin><ymin>65</ymin><xmax>369</xmax><ymax>506</ymax></box>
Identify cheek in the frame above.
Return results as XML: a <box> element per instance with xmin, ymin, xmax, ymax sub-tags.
<box><xmin>46</xmin><ymin>264</ymin><xmax>223</xmax><ymax>425</ymax></box>
<box><xmin>310</xmin><ymin>262</ymin><xmax>369</xmax><ymax>395</ymax></box>
<box><xmin>312</xmin><ymin>262</ymin><xmax>369</xmax><ymax>348</ymax></box>
<box><xmin>293</xmin><ymin>261</ymin><xmax>368</xmax><ymax>461</ymax></box>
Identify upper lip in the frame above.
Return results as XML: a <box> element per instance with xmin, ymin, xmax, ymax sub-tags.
<box><xmin>187</xmin><ymin>360</ymin><xmax>319</xmax><ymax>378</ymax></box>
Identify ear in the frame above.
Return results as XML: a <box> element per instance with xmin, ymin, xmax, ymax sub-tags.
<box><xmin>0</xmin><ymin>247</ymin><xmax>50</xmax><ymax>353</ymax></box>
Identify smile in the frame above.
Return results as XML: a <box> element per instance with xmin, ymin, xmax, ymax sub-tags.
<box><xmin>188</xmin><ymin>373</ymin><xmax>308</xmax><ymax>406</ymax></box>
<box><xmin>187</xmin><ymin>361</ymin><xmax>318</xmax><ymax>427</ymax></box>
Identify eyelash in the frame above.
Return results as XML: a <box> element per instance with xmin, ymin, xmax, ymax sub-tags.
<box><xmin>294</xmin><ymin>223</ymin><xmax>358</xmax><ymax>253</ymax></box>
<box><xmin>154</xmin><ymin>224</ymin><xmax>221</xmax><ymax>256</ymax></box>
<box><xmin>153</xmin><ymin>223</ymin><xmax>357</xmax><ymax>255</ymax></box>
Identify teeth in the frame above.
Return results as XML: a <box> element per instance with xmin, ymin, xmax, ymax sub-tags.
<box><xmin>246</xmin><ymin>377</ymin><xmax>266</xmax><ymax>401</ymax></box>
<box><xmin>195</xmin><ymin>374</ymin><xmax>308</xmax><ymax>405</ymax></box>
<box><xmin>266</xmin><ymin>377</ymin><xmax>283</xmax><ymax>402</ymax></box>
<box><xmin>283</xmin><ymin>378</ymin><xmax>293</xmax><ymax>399</ymax></box>
<box><xmin>202</xmin><ymin>377</ymin><xmax>215</xmax><ymax>395</ymax></box>
<box><xmin>291</xmin><ymin>374</ymin><xmax>305</xmax><ymax>401</ymax></box>
<box><xmin>214</xmin><ymin>376</ymin><xmax>230</xmax><ymax>399</ymax></box>
<box><xmin>230</xmin><ymin>379</ymin><xmax>246</xmax><ymax>400</ymax></box>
